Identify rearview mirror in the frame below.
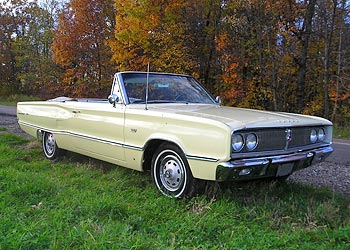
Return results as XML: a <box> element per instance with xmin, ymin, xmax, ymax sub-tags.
<box><xmin>215</xmin><ymin>96</ymin><xmax>222</xmax><ymax>105</ymax></box>
<box><xmin>108</xmin><ymin>94</ymin><xmax>119</xmax><ymax>107</ymax></box>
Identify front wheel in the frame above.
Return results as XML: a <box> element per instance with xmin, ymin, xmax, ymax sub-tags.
<box><xmin>42</xmin><ymin>132</ymin><xmax>61</xmax><ymax>160</ymax></box>
<box><xmin>151</xmin><ymin>143</ymin><xmax>201</xmax><ymax>198</ymax></box>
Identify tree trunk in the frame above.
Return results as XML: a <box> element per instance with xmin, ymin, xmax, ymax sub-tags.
<box><xmin>323</xmin><ymin>0</ymin><xmax>337</xmax><ymax>119</ymax></box>
<box><xmin>295</xmin><ymin>0</ymin><xmax>317</xmax><ymax>113</ymax></box>
<box><xmin>332</xmin><ymin>0</ymin><xmax>346</xmax><ymax>122</ymax></box>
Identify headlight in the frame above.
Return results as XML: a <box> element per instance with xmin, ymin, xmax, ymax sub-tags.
<box><xmin>310</xmin><ymin>129</ymin><xmax>317</xmax><ymax>143</ymax></box>
<box><xmin>318</xmin><ymin>128</ymin><xmax>325</xmax><ymax>141</ymax></box>
<box><xmin>232</xmin><ymin>134</ymin><xmax>244</xmax><ymax>152</ymax></box>
<box><xmin>246</xmin><ymin>133</ymin><xmax>258</xmax><ymax>151</ymax></box>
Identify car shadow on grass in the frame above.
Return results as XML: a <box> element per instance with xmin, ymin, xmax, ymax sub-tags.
<box><xmin>37</xmin><ymin>142</ymin><xmax>349</xmax><ymax>209</ymax></box>
<box><xmin>51</xmin><ymin>149</ymin><xmax>153</xmax><ymax>189</ymax></box>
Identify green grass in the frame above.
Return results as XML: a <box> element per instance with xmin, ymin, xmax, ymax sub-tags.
<box><xmin>0</xmin><ymin>101</ymin><xmax>16</xmax><ymax>106</ymax></box>
<box><xmin>0</xmin><ymin>94</ymin><xmax>41</xmax><ymax>106</ymax></box>
<box><xmin>333</xmin><ymin>126</ymin><xmax>350</xmax><ymax>139</ymax></box>
<box><xmin>0</xmin><ymin>133</ymin><xmax>349</xmax><ymax>249</ymax></box>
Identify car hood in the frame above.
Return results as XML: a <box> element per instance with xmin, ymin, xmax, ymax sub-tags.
<box><xmin>150</xmin><ymin>104</ymin><xmax>332</xmax><ymax>130</ymax></box>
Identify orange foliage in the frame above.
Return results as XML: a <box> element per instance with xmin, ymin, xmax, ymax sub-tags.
<box><xmin>52</xmin><ymin>0</ymin><xmax>115</xmax><ymax>97</ymax></box>
<box><xmin>46</xmin><ymin>0</ymin><xmax>350</xmax><ymax>121</ymax></box>
<box><xmin>110</xmin><ymin>0</ymin><xmax>196</xmax><ymax>74</ymax></box>
<box><xmin>110</xmin><ymin>0</ymin><xmax>160</xmax><ymax>71</ymax></box>
<box><xmin>221</xmin><ymin>62</ymin><xmax>244</xmax><ymax>106</ymax></box>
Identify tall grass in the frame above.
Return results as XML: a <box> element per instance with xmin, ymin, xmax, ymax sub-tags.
<box><xmin>0</xmin><ymin>133</ymin><xmax>349</xmax><ymax>249</ymax></box>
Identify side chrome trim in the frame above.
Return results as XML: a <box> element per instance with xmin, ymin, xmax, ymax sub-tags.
<box><xmin>18</xmin><ymin>121</ymin><xmax>50</xmax><ymax>135</ymax></box>
<box><xmin>70</xmin><ymin>133</ymin><xmax>124</xmax><ymax>147</ymax></box>
<box><xmin>18</xmin><ymin>121</ymin><xmax>142</xmax><ymax>150</ymax></box>
<box><xmin>186</xmin><ymin>155</ymin><xmax>219</xmax><ymax>162</ymax></box>
<box><xmin>123</xmin><ymin>144</ymin><xmax>143</xmax><ymax>151</ymax></box>
<box><xmin>19</xmin><ymin>121</ymin><xmax>218</xmax><ymax>163</ymax></box>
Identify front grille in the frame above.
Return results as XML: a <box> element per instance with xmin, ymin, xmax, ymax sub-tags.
<box><xmin>232</xmin><ymin>126</ymin><xmax>326</xmax><ymax>154</ymax></box>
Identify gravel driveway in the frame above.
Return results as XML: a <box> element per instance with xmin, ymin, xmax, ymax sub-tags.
<box><xmin>0</xmin><ymin>114</ymin><xmax>31</xmax><ymax>138</ymax></box>
<box><xmin>1</xmin><ymin>110</ymin><xmax>349</xmax><ymax>197</ymax></box>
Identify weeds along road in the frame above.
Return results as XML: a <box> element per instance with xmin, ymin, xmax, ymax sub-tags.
<box><xmin>1</xmin><ymin>105</ymin><xmax>350</xmax><ymax>196</ymax></box>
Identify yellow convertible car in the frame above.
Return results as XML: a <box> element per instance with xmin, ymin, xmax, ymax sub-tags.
<box><xmin>17</xmin><ymin>72</ymin><xmax>333</xmax><ymax>198</ymax></box>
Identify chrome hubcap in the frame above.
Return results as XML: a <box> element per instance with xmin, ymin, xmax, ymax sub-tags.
<box><xmin>45</xmin><ymin>134</ymin><xmax>55</xmax><ymax>155</ymax></box>
<box><xmin>159</xmin><ymin>155</ymin><xmax>185</xmax><ymax>191</ymax></box>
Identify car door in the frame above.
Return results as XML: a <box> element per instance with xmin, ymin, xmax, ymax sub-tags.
<box><xmin>60</xmin><ymin>101</ymin><xmax>126</xmax><ymax>165</ymax></box>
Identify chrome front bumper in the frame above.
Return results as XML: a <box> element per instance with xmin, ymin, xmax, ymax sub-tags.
<box><xmin>216</xmin><ymin>146</ymin><xmax>333</xmax><ymax>181</ymax></box>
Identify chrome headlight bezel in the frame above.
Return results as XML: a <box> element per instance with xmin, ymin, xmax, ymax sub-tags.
<box><xmin>318</xmin><ymin>128</ymin><xmax>326</xmax><ymax>142</ymax></box>
<box><xmin>231</xmin><ymin>132</ymin><xmax>259</xmax><ymax>153</ymax></box>
<box><xmin>246</xmin><ymin>133</ymin><xmax>258</xmax><ymax>151</ymax></box>
<box><xmin>310</xmin><ymin>129</ymin><xmax>318</xmax><ymax>143</ymax></box>
<box><xmin>232</xmin><ymin>134</ymin><xmax>244</xmax><ymax>152</ymax></box>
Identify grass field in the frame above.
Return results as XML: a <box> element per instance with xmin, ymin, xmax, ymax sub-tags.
<box><xmin>0</xmin><ymin>95</ymin><xmax>40</xmax><ymax>106</ymax></box>
<box><xmin>0</xmin><ymin>132</ymin><xmax>349</xmax><ymax>249</ymax></box>
<box><xmin>333</xmin><ymin>127</ymin><xmax>350</xmax><ymax>140</ymax></box>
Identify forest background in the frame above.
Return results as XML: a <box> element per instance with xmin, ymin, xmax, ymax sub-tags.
<box><xmin>0</xmin><ymin>0</ymin><xmax>349</xmax><ymax>126</ymax></box>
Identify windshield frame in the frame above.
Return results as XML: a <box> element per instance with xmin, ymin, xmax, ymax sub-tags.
<box><xmin>119</xmin><ymin>72</ymin><xmax>217</xmax><ymax>105</ymax></box>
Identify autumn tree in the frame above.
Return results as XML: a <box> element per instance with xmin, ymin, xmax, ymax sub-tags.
<box><xmin>52</xmin><ymin>0</ymin><xmax>115</xmax><ymax>97</ymax></box>
<box><xmin>2</xmin><ymin>0</ymin><xmax>350</xmax><ymax>126</ymax></box>
<box><xmin>0</xmin><ymin>1</ymin><xmax>17</xmax><ymax>95</ymax></box>
<box><xmin>330</xmin><ymin>0</ymin><xmax>350</xmax><ymax>126</ymax></box>
<box><xmin>213</xmin><ymin>0</ymin><xmax>283</xmax><ymax>109</ymax></box>
<box><xmin>14</xmin><ymin>1</ymin><xmax>59</xmax><ymax>96</ymax></box>
<box><xmin>110</xmin><ymin>0</ymin><xmax>350</xmax><ymax>117</ymax></box>
<box><xmin>0</xmin><ymin>0</ymin><xmax>60</xmax><ymax>97</ymax></box>
<box><xmin>277</xmin><ymin>0</ymin><xmax>318</xmax><ymax>113</ymax></box>
<box><xmin>110</xmin><ymin>0</ymin><xmax>199</xmax><ymax>75</ymax></box>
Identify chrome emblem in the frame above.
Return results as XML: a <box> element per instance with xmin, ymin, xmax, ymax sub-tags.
<box><xmin>285</xmin><ymin>128</ymin><xmax>292</xmax><ymax>150</ymax></box>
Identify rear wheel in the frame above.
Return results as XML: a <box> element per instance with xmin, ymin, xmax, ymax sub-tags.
<box><xmin>42</xmin><ymin>132</ymin><xmax>61</xmax><ymax>160</ymax></box>
<box><xmin>151</xmin><ymin>142</ymin><xmax>202</xmax><ymax>198</ymax></box>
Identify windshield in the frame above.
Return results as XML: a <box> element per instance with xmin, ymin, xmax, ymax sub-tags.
<box><xmin>121</xmin><ymin>73</ymin><xmax>216</xmax><ymax>104</ymax></box>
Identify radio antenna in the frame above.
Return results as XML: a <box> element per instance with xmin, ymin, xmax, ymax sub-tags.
<box><xmin>145</xmin><ymin>62</ymin><xmax>150</xmax><ymax>110</ymax></box>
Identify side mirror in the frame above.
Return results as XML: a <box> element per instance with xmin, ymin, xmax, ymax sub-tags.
<box><xmin>215</xmin><ymin>96</ymin><xmax>222</xmax><ymax>105</ymax></box>
<box><xmin>108</xmin><ymin>94</ymin><xmax>119</xmax><ymax>107</ymax></box>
